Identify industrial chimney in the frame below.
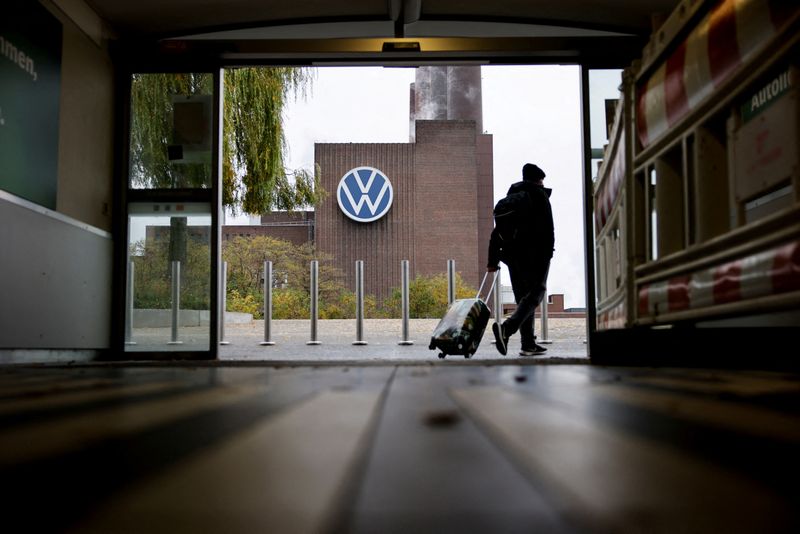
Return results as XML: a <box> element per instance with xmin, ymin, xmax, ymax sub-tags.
<box><xmin>410</xmin><ymin>66</ymin><xmax>483</xmax><ymax>141</ymax></box>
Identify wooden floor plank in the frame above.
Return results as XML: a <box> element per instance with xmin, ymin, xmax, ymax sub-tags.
<box><xmin>498</xmin><ymin>365</ymin><xmax>800</xmax><ymax>442</ymax></box>
<box><xmin>1</xmin><ymin>363</ymin><xmax>798</xmax><ymax>533</ymax></box>
<box><xmin>622</xmin><ymin>371</ymin><xmax>800</xmax><ymax>396</ymax></box>
<box><xmin>499</xmin><ymin>366</ymin><xmax>800</xmax><ymax>492</ymax></box>
<box><xmin>1</xmin><ymin>367</ymin><xmax>394</xmax><ymax>533</ymax></box>
<box><xmin>346</xmin><ymin>366</ymin><xmax>569</xmax><ymax>534</ymax></box>
<box><xmin>452</xmin><ymin>385</ymin><xmax>793</xmax><ymax>533</ymax></box>
<box><xmin>0</xmin><ymin>381</ymin><xmax>270</xmax><ymax>465</ymax></box>
<box><xmin>0</xmin><ymin>380</ymin><xmax>185</xmax><ymax>415</ymax></box>
<box><xmin>590</xmin><ymin>382</ymin><xmax>800</xmax><ymax>442</ymax></box>
<box><xmin>0</xmin><ymin>376</ymin><xmax>125</xmax><ymax>399</ymax></box>
<box><xmin>72</xmin><ymin>389</ymin><xmax>385</xmax><ymax>534</ymax></box>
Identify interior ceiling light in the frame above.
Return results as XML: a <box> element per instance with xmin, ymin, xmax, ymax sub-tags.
<box><xmin>382</xmin><ymin>41</ymin><xmax>421</xmax><ymax>52</ymax></box>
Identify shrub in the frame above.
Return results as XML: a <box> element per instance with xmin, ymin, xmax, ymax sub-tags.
<box><xmin>131</xmin><ymin>238</ymin><xmax>210</xmax><ymax>310</ymax></box>
<box><xmin>272</xmin><ymin>288</ymin><xmax>310</xmax><ymax>319</ymax></box>
<box><xmin>227</xmin><ymin>289</ymin><xmax>262</xmax><ymax>318</ymax></box>
<box><xmin>320</xmin><ymin>290</ymin><xmax>380</xmax><ymax>319</ymax></box>
<box><xmin>383</xmin><ymin>273</ymin><xmax>476</xmax><ymax>318</ymax></box>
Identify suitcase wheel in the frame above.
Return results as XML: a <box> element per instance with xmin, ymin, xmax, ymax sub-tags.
<box><xmin>464</xmin><ymin>352</ymin><xmax>472</xmax><ymax>359</ymax></box>
<box><xmin>438</xmin><ymin>352</ymin><xmax>446</xmax><ymax>359</ymax></box>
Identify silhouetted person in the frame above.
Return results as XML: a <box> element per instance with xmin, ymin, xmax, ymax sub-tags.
<box><xmin>488</xmin><ymin>163</ymin><xmax>554</xmax><ymax>356</ymax></box>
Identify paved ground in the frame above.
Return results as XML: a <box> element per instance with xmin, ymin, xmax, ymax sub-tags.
<box><xmin>128</xmin><ymin>318</ymin><xmax>589</xmax><ymax>362</ymax></box>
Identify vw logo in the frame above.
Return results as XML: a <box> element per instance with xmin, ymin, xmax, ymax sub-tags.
<box><xmin>336</xmin><ymin>167</ymin><xmax>394</xmax><ymax>223</ymax></box>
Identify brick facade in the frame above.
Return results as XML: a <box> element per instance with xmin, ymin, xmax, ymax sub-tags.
<box><xmin>316</xmin><ymin>120</ymin><xmax>493</xmax><ymax>302</ymax></box>
<box><xmin>222</xmin><ymin>212</ymin><xmax>314</xmax><ymax>247</ymax></box>
<box><xmin>502</xmin><ymin>293</ymin><xmax>587</xmax><ymax>318</ymax></box>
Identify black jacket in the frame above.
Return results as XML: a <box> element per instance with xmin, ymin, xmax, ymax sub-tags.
<box><xmin>488</xmin><ymin>181</ymin><xmax>554</xmax><ymax>268</ymax></box>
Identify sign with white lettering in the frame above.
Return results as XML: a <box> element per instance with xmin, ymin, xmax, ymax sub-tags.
<box><xmin>0</xmin><ymin>0</ymin><xmax>62</xmax><ymax>209</ymax></box>
<box><xmin>336</xmin><ymin>167</ymin><xmax>393</xmax><ymax>223</ymax></box>
<box><xmin>741</xmin><ymin>67</ymin><xmax>793</xmax><ymax>124</ymax></box>
<box><xmin>732</xmin><ymin>66</ymin><xmax>797</xmax><ymax>207</ymax></box>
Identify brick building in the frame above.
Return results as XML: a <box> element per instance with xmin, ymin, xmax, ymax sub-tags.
<box><xmin>240</xmin><ymin>66</ymin><xmax>494</xmax><ymax>302</ymax></box>
<box><xmin>315</xmin><ymin>119</ymin><xmax>493</xmax><ymax>301</ymax></box>
<box><xmin>222</xmin><ymin>211</ymin><xmax>314</xmax><ymax>247</ymax></box>
<box><xmin>501</xmin><ymin>291</ymin><xmax>587</xmax><ymax>318</ymax></box>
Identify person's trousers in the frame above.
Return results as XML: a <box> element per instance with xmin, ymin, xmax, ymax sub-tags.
<box><xmin>503</xmin><ymin>258</ymin><xmax>551</xmax><ymax>348</ymax></box>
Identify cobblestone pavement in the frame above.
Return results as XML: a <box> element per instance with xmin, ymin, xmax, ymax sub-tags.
<box><xmin>216</xmin><ymin>318</ymin><xmax>588</xmax><ymax>362</ymax></box>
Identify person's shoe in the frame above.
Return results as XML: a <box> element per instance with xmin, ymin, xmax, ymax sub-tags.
<box><xmin>492</xmin><ymin>322</ymin><xmax>508</xmax><ymax>356</ymax></box>
<box><xmin>519</xmin><ymin>344</ymin><xmax>547</xmax><ymax>356</ymax></box>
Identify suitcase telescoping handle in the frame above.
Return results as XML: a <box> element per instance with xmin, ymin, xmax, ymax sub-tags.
<box><xmin>476</xmin><ymin>270</ymin><xmax>499</xmax><ymax>302</ymax></box>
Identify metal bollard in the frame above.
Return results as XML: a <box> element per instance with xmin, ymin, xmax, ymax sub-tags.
<box><xmin>167</xmin><ymin>260</ymin><xmax>183</xmax><ymax>345</ymax></box>
<box><xmin>539</xmin><ymin>288</ymin><xmax>552</xmax><ymax>344</ymax></box>
<box><xmin>125</xmin><ymin>261</ymin><xmax>136</xmax><ymax>345</ymax></box>
<box><xmin>489</xmin><ymin>270</ymin><xmax>502</xmax><ymax>344</ymax></box>
<box><xmin>260</xmin><ymin>261</ymin><xmax>275</xmax><ymax>346</ymax></box>
<box><xmin>398</xmin><ymin>259</ymin><xmax>414</xmax><ymax>345</ymax></box>
<box><xmin>353</xmin><ymin>260</ymin><xmax>367</xmax><ymax>345</ymax></box>
<box><xmin>447</xmin><ymin>259</ymin><xmax>456</xmax><ymax>305</ymax></box>
<box><xmin>220</xmin><ymin>261</ymin><xmax>230</xmax><ymax>345</ymax></box>
<box><xmin>493</xmin><ymin>270</ymin><xmax>503</xmax><ymax>322</ymax></box>
<box><xmin>307</xmin><ymin>260</ymin><xmax>321</xmax><ymax>345</ymax></box>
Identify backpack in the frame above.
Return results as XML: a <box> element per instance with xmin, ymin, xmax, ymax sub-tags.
<box><xmin>493</xmin><ymin>190</ymin><xmax>534</xmax><ymax>248</ymax></box>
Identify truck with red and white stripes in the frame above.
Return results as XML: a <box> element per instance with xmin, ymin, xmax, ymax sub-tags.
<box><xmin>593</xmin><ymin>0</ymin><xmax>799</xmax><ymax>337</ymax></box>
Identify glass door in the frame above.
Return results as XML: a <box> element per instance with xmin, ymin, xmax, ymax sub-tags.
<box><xmin>120</xmin><ymin>71</ymin><xmax>221</xmax><ymax>358</ymax></box>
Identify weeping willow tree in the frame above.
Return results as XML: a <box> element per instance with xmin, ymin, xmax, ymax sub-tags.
<box><xmin>129</xmin><ymin>68</ymin><xmax>323</xmax><ymax>212</ymax></box>
<box><xmin>129</xmin><ymin>68</ymin><xmax>323</xmax><ymax>270</ymax></box>
<box><xmin>130</xmin><ymin>72</ymin><xmax>214</xmax><ymax>190</ymax></box>
<box><xmin>223</xmin><ymin>68</ymin><xmax>322</xmax><ymax>213</ymax></box>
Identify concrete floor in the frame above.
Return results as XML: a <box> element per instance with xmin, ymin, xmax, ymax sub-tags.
<box><xmin>1</xmin><ymin>360</ymin><xmax>798</xmax><ymax>533</ymax></box>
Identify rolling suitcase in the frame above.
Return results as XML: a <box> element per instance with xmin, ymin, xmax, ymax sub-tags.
<box><xmin>428</xmin><ymin>272</ymin><xmax>498</xmax><ymax>359</ymax></box>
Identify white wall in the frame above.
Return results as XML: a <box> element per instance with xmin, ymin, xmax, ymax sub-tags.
<box><xmin>0</xmin><ymin>1</ymin><xmax>115</xmax><ymax>353</ymax></box>
<box><xmin>0</xmin><ymin>192</ymin><xmax>112</xmax><ymax>348</ymax></box>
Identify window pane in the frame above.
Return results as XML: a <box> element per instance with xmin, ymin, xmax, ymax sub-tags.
<box><xmin>125</xmin><ymin>202</ymin><xmax>211</xmax><ymax>351</ymax></box>
<box><xmin>588</xmin><ymin>69</ymin><xmax>622</xmax><ymax>181</ymax></box>
<box><xmin>128</xmin><ymin>73</ymin><xmax>213</xmax><ymax>189</ymax></box>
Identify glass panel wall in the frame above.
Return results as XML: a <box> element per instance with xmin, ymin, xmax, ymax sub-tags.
<box><xmin>587</xmin><ymin>69</ymin><xmax>623</xmax><ymax>307</ymax></box>
<box><xmin>128</xmin><ymin>73</ymin><xmax>213</xmax><ymax>189</ymax></box>
<box><xmin>125</xmin><ymin>203</ymin><xmax>212</xmax><ymax>351</ymax></box>
<box><xmin>122</xmin><ymin>71</ymin><xmax>219</xmax><ymax>357</ymax></box>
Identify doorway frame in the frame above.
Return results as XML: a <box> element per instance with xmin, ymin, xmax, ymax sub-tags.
<box><xmin>112</xmin><ymin>67</ymin><xmax>224</xmax><ymax>360</ymax></box>
<box><xmin>110</xmin><ymin>37</ymin><xmax>640</xmax><ymax>360</ymax></box>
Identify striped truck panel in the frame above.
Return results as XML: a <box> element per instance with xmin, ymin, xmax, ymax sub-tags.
<box><xmin>597</xmin><ymin>299</ymin><xmax>626</xmax><ymax>330</ymax></box>
<box><xmin>636</xmin><ymin>0</ymin><xmax>794</xmax><ymax>148</ymax></box>
<box><xmin>594</xmin><ymin>129</ymin><xmax>626</xmax><ymax>233</ymax></box>
<box><xmin>638</xmin><ymin>240</ymin><xmax>800</xmax><ymax>317</ymax></box>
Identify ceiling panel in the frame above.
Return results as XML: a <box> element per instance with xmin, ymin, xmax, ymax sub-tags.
<box><xmin>419</xmin><ymin>0</ymin><xmax>680</xmax><ymax>34</ymax></box>
<box><xmin>86</xmin><ymin>0</ymin><xmax>681</xmax><ymax>38</ymax></box>
<box><xmin>86</xmin><ymin>0</ymin><xmax>390</xmax><ymax>36</ymax></box>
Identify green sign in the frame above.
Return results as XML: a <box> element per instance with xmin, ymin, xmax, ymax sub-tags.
<box><xmin>741</xmin><ymin>67</ymin><xmax>793</xmax><ymax>124</ymax></box>
<box><xmin>0</xmin><ymin>0</ymin><xmax>62</xmax><ymax>209</ymax></box>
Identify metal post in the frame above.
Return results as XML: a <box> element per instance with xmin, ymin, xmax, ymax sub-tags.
<box><xmin>539</xmin><ymin>287</ymin><xmax>552</xmax><ymax>344</ymax></box>
<box><xmin>580</xmin><ymin>66</ymin><xmax>596</xmax><ymax>358</ymax></box>
<box><xmin>493</xmin><ymin>270</ymin><xmax>503</xmax><ymax>323</ymax></box>
<box><xmin>307</xmin><ymin>260</ymin><xmax>321</xmax><ymax>345</ymax></box>
<box><xmin>219</xmin><ymin>261</ymin><xmax>230</xmax><ymax>345</ymax></box>
<box><xmin>167</xmin><ymin>260</ymin><xmax>183</xmax><ymax>345</ymax></box>
<box><xmin>447</xmin><ymin>259</ymin><xmax>456</xmax><ymax>305</ymax></box>
<box><xmin>125</xmin><ymin>261</ymin><xmax>136</xmax><ymax>345</ymax></box>
<box><xmin>398</xmin><ymin>259</ymin><xmax>414</xmax><ymax>345</ymax></box>
<box><xmin>353</xmin><ymin>260</ymin><xmax>367</xmax><ymax>345</ymax></box>
<box><xmin>489</xmin><ymin>270</ymin><xmax>502</xmax><ymax>344</ymax></box>
<box><xmin>260</xmin><ymin>261</ymin><xmax>275</xmax><ymax>346</ymax></box>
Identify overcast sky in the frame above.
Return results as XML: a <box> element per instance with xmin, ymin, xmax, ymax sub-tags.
<box><xmin>229</xmin><ymin>65</ymin><xmax>621</xmax><ymax>309</ymax></box>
